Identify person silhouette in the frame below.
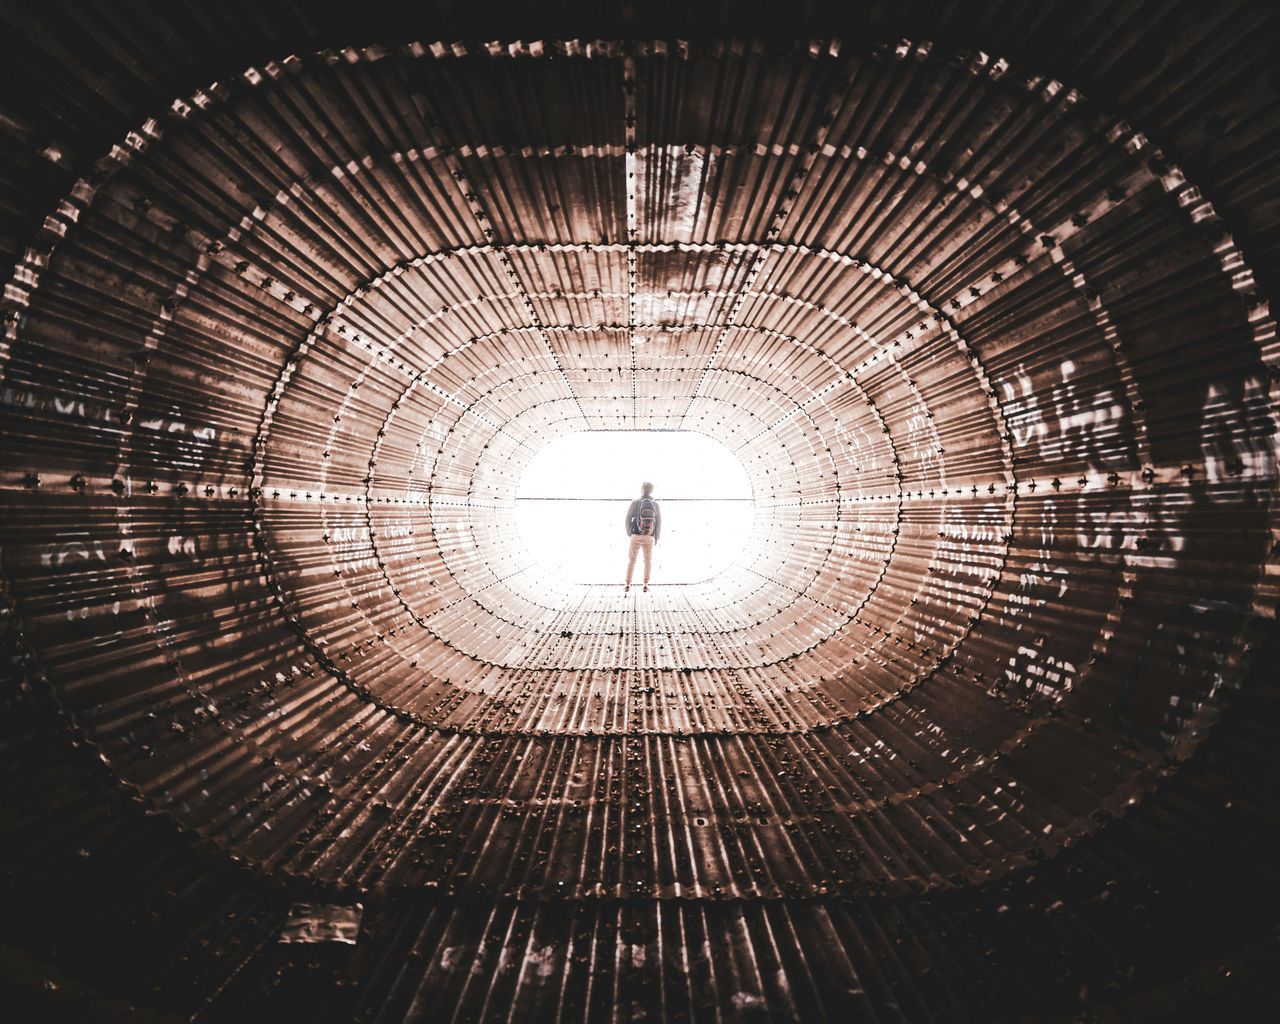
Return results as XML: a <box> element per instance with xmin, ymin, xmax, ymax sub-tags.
<box><xmin>624</xmin><ymin>482</ymin><xmax>661</xmax><ymax>593</ymax></box>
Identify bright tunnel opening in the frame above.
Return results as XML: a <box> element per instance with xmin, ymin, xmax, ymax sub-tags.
<box><xmin>515</xmin><ymin>430</ymin><xmax>755</xmax><ymax>584</ymax></box>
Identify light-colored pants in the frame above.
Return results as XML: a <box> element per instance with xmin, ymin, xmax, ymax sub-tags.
<box><xmin>626</xmin><ymin>534</ymin><xmax>654</xmax><ymax>585</ymax></box>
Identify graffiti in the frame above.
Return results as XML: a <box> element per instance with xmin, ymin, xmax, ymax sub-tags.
<box><xmin>328</xmin><ymin>525</ymin><xmax>378</xmax><ymax>570</ymax></box>
<box><xmin>996</xmin><ymin>359</ymin><xmax>1129</xmax><ymax>467</ymax></box>
<box><xmin>902</xmin><ymin>408</ymin><xmax>939</xmax><ymax>478</ymax></box>
<box><xmin>1200</xmin><ymin>373</ymin><xmax>1278</xmax><ymax>491</ymax></box>
<box><xmin>1000</xmin><ymin>365</ymin><xmax>1048</xmax><ymax>449</ymax></box>
<box><xmin>3</xmin><ymin>382</ymin><xmax>229</xmax><ymax>477</ymax></box>
<box><xmin>136</xmin><ymin>409</ymin><xmax>219</xmax><ymax>473</ymax></box>
<box><xmin>39</xmin><ymin>533</ymin><xmax>128</xmax><ymax>646</ymax></box>
<box><xmin>1050</xmin><ymin>359</ymin><xmax>1127</xmax><ymax>465</ymax></box>
<box><xmin>1004</xmin><ymin>500</ymin><xmax>1070</xmax><ymax>627</ymax></box>
<box><xmin>409</xmin><ymin>423</ymin><xmax>447</xmax><ymax>476</ymax></box>
<box><xmin>1003</xmin><ymin>635</ymin><xmax>1077</xmax><ymax>700</ymax></box>
<box><xmin>998</xmin><ymin>359</ymin><xmax>1277</xmax><ymax>493</ymax></box>
<box><xmin>329</xmin><ymin>522</ymin><xmax>414</xmax><ymax>571</ymax></box>
<box><xmin>913</xmin><ymin>502</ymin><xmax>1005</xmax><ymax>646</ymax></box>
<box><xmin>3</xmin><ymin>381</ymin><xmax>117</xmax><ymax>425</ymax></box>
<box><xmin>40</xmin><ymin>535</ymin><xmax>111</xmax><ymax>571</ymax></box>
<box><xmin>166</xmin><ymin>533</ymin><xmax>199</xmax><ymax>559</ymax></box>
<box><xmin>933</xmin><ymin>502</ymin><xmax>1004</xmax><ymax>576</ymax></box>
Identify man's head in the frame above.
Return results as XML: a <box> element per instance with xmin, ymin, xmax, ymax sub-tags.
<box><xmin>641</xmin><ymin>482</ymin><xmax>654</xmax><ymax>497</ymax></box>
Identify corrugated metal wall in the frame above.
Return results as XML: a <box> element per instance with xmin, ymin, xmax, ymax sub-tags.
<box><xmin>1</xmin><ymin>2</ymin><xmax>1277</xmax><ymax>1020</ymax></box>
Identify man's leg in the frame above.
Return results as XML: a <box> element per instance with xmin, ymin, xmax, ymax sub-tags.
<box><xmin>641</xmin><ymin>536</ymin><xmax>653</xmax><ymax>587</ymax></box>
<box><xmin>625</xmin><ymin>534</ymin><xmax>640</xmax><ymax>588</ymax></box>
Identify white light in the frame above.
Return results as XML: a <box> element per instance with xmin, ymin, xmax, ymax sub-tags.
<box><xmin>516</xmin><ymin>431</ymin><xmax>754</xmax><ymax>585</ymax></box>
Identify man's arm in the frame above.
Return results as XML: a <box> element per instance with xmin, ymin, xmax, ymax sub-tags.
<box><xmin>653</xmin><ymin>502</ymin><xmax>660</xmax><ymax>542</ymax></box>
<box><xmin>624</xmin><ymin>499</ymin><xmax>636</xmax><ymax>535</ymax></box>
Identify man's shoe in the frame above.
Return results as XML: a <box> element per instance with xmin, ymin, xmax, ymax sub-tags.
<box><xmin>643</xmin><ymin>585</ymin><xmax>649</xmax><ymax>593</ymax></box>
<box><xmin>624</xmin><ymin>585</ymin><xmax>630</xmax><ymax>593</ymax></box>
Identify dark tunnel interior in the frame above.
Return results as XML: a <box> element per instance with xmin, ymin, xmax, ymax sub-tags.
<box><xmin>1</xmin><ymin>2</ymin><xmax>1278</xmax><ymax>1020</ymax></box>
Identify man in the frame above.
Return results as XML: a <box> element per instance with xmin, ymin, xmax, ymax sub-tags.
<box><xmin>624</xmin><ymin>482</ymin><xmax>661</xmax><ymax>593</ymax></box>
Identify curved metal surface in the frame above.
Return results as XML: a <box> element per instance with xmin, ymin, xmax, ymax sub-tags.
<box><xmin>1</xmin><ymin>2</ymin><xmax>1277</xmax><ymax>1021</ymax></box>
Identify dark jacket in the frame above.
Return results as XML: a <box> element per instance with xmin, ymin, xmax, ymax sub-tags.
<box><xmin>625</xmin><ymin>497</ymin><xmax>661</xmax><ymax>541</ymax></box>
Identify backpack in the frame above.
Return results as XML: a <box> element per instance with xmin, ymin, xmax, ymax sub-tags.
<box><xmin>635</xmin><ymin>497</ymin><xmax>657</xmax><ymax>536</ymax></box>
